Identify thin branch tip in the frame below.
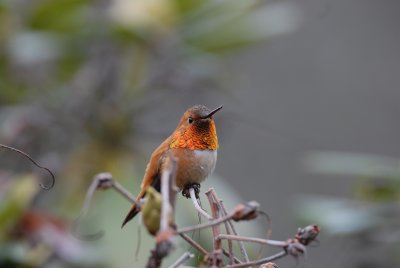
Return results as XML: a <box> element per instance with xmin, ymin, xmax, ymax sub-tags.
<box><xmin>0</xmin><ymin>143</ymin><xmax>55</xmax><ymax>189</ymax></box>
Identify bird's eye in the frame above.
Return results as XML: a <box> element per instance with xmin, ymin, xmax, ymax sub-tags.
<box><xmin>188</xmin><ymin>117</ymin><xmax>193</xmax><ymax>124</ymax></box>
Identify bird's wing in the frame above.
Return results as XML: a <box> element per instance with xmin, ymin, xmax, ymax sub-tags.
<box><xmin>140</xmin><ymin>137</ymin><xmax>171</xmax><ymax>191</ymax></box>
<box><xmin>121</xmin><ymin>136</ymin><xmax>171</xmax><ymax>228</ymax></box>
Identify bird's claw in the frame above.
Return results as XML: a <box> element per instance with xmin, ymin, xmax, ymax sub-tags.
<box><xmin>182</xmin><ymin>183</ymin><xmax>201</xmax><ymax>199</ymax></box>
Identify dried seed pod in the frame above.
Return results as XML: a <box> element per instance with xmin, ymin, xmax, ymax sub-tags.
<box><xmin>295</xmin><ymin>224</ymin><xmax>320</xmax><ymax>245</ymax></box>
<box><xmin>232</xmin><ymin>201</ymin><xmax>260</xmax><ymax>221</ymax></box>
<box><xmin>260</xmin><ymin>262</ymin><xmax>278</xmax><ymax>268</ymax></box>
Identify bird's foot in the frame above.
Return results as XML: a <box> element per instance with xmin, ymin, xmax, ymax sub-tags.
<box><xmin>182</xmin><ymin>183</ymin><xmax>201</xmax><ymax>199</ymax></box>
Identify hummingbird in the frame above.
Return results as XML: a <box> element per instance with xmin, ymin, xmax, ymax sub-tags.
<box><xmin>122</xmin><ymin>105</ymin><xmax>222</xmax><ymax>228</ymax></box>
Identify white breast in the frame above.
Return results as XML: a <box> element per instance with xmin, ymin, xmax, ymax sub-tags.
<box><xmin>193</xmin><ymin>149</ymin><xmax>217</xmax><ymax>177</ymax></box>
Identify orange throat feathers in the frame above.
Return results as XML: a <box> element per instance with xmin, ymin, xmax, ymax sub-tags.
<box><xmin>169</xmin><ymin>121</ymin><xmax>218</xmax><ymax>150</ymax></box>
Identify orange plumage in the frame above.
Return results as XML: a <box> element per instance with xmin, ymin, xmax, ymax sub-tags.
<box><xmin>122</xmin><ymin>105</ymin><xmax>221</xmax><ymax>228</ymax></box>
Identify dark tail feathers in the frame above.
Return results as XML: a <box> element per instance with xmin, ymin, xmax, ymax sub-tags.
<box><xmin>121</xmin><ymin>204</ymin><xmax>140</xmax><ymax>228</ymax></box>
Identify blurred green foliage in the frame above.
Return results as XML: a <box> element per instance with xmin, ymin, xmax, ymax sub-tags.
<box><xmin>0</xmin><ymin>0</ymin><xmax>276</xmax><ymax>267</ymax></box>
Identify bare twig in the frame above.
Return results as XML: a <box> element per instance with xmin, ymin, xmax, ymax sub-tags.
<box><xmin>147</xmin><ymin>155</ymin><xmax>177</xmax><ymax>268</ymax></box>
<box><xmin>205</xmin><ymin>189</ymin><xmax>222</xmax><ymax>266</ymax></box>
<box><xmin>216</xmin><ymin>234</ymin><xmax>286</xmax><ymax>247</ymax></box>
<box><xmin>209</xmin><ymin>191</ymin><xmax>233</xmax><ymax>265</ymax></box>
<box><xmin>221</xmin><ymin>211</ymin><xmax>234</xmax><ymax>265</ymax></box>
<box><xmin>223</xmin><ymin>220</ymin><xmax>234</xmax><ymax>265</ymax></box>
<box><xmin>169</xmin><ymin>252</ymin><xmax>194</xmax><ymax>268</ymax></box>
<box><xmin>190</xmin><ymin>188</ymin><xmax>212</xmax><ymax>220</ymax></box>
<box><xmin>72</xmin><ymin>172</ymin><xmax>137</xmax><ymax>240</ymax></box>
<box><xmin>219</xmin><ymin>197</ymin><xmax>250</xmax><ymax>264</ymax></box>
<box><xmin>176</xmin><ymin>201</ymin><xmax>263</xmax><ymax>235</ymax></box>
<box><xmin>112</xmin><ymin>180</ymin><xmax>137</xmax><ymax>203</ymax></box>
<box><xmin>73</xmin><ymin>171</ymin><xmax>319</xmax><ymax>268</ymax></box>
<box><xmin>179</xmin><ymin>233</ymin><xmax>208</xmax><ymax>256</ymax></box>
<box><xmin>222</xmin><ymin>249</ymin><xmax>242</xmax><ymax>264</ymax></box>
<box><xmin>175</xmin><ymin>213</ymin><xmax>234</xmax><ymax>234</ymax></box>
<box><xmin>160</xmin><ymin>157</ymin><xmax>175</xmax><ymax>231</ymax></box>
<box><xmin>225</xmin><ymin>251</ymin><xmax>287</xmax><ymax>268</ymax></box>
<box><xmin>0</xmin><ymin>143</ymin><xmax>55</xmax><ymax>190</ymax></box>
<box><xmin>220</xmin><ymin>225</ymin><xmax>321</xmax><ymax>268</ymax></box>
<box><xmin>205</xmin><ymin>189</ymin><xmax>221</xmax><ymax>249</ymax></box>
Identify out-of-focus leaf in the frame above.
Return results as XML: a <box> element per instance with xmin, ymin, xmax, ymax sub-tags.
<box><xmin>28</xmin><ymin>0</ymin><xmax>92</xmax><ymax>33</ymax></box>
<box><xmin>0</xmin><ymin>175</ymin><xmax>39</xmax><ymax>239</ymax></box>
<box><xmin>0</xmin><ymin>2</ymin><xmax>10</xmax><ymax>40</ymax></box>
<box><xmin>0</xmin><ymin>243</ymin><xmax>27</xmax><ymax>266</ymax></box>
<box><xmin>110</xmin><ymin>24</ymin><xmax>149</xmax><ymax>45</ymax></box>
<box><xmin>294</xmin><ymin>195</ymin><xmax>379</xmax><ymax>235</ymax></box>
<box><xmin>179</xmin><ymin>1</ymin><xmax>302</xmax><ymax>53</ymax></box>
<box><xmin>355</xmin><ymin>179</ymin><xmax>400</xmax><ymax>202</ymax></box>
<box><xmin>179</xmin><ymin>0</ymin><xmax>258</xmax><ymax>52</ymax></box>
<box><xmin>3</xmin><ymin>211</ymin><xmax>106</xmax><ymax>266</ymax></box>
<box><xmin>109</xmin><ymin>0</ymin><xmax>177</xmax><ymax>32</ymax></box>
<box><xmin>174</xmin><ymin>0</ymin><xmax>204</xmax><ymax>15</ymax></box>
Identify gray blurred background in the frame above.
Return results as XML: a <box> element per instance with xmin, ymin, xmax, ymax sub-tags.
<box><xmin>1</xmin><ymin>0</ymin><xmax>399</xmax><ymax>267</ymax></box>
<box><xmin>221</xmin><ymin>0</ymin><xmax>400</xmax><ymax>267</ymax></box>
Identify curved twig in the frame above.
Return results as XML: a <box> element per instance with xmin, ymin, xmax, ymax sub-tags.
<box><xmin>0</xmin><ymin>144</ymin><xmax>55</xmax><ymax>190</ymax></box>
<box><xmin>72</xmin><ymin>172</ymin><xmax>138</xmax><ymax>240</ymax></box>
<box><xmin>71</xmin><ymin>174</ymin><xmax>106</xmax><ymax>240</ymax></box>
<box><xmin>259</xmin><ymin>210</ymin><xmax>273</xmax><ymax>239</ymax></box>
<box><xmin>189</xmin><ymin>188</ymin><xmax>212</xmax><ymax>220</ymax></box>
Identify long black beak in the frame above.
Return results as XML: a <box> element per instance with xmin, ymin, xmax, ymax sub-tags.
<box><xmin>202</xmin><ymin>105</ymin><xmax>223</xmax><ymax>119</ymax></box>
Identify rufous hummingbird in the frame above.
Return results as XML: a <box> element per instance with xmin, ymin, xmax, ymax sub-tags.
<box><xmin>122</xmin><ymin>105</ymin><xmax>222</xmax><ymax>228</ymax></box>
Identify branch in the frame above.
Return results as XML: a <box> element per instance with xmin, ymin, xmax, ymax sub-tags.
<box><xmin>210</xmin><ymin>189</ymin><xmax>249</xmax><ymax>265</ymax></box>
<box><xmin>169</xmin><ymin>252</ymin><xmax>194</xmax><ymax>268</ymax></box>
<box><xmin>160</xmin><ymin>156</ymin><xmax>176</xmax><ymax>231</ymax></box>
<box><xmin>0</xmin><ymin>143</ymin><xmax>55</xmax><ymax>190</ymax></box>
<box><xmin>179</xmin><ymin>233</ymin><xmax>208</xmax><ymax>256</ymax></box>
<box><xmin>175</xmin><ymin>201</ymin><xmax>263</xmax><ymax>235</ymax></box>
<box><xmin>220</xmin><ymin>207</ymin><xmax>234</xmax><ymax>265</ymax></box>
<box><xmin>222</xmin><ymin>249</ymin><xmax>242</xmax><ymax>264</ymax></box>
<box><xmin>73</xmin><ymin>170</ymin><xmax>320</xmax><ymax>268</ymax></box>
<box><xmin>189</xmin><ymin>188</ymin><xmax>212</xmax><ymax>220</ymax></box>
<box><xmin>72</xmin><ymin>172</ymin><xmax>137</xmax><ymax>240</ymax></box>
<box><xmin>146</xmin><ymin>155</ymin><xmax>177</xmax><ymax>268</ymax></box>
<box><xmin>175</xmin><ymin>213</ymin><xmax>234</xmax><ymax>234</ymax></box>
<box><xmin>216</xmin><ymin>234</ymin><xmax>286</xmax><ymax>247</ymax></box>
<box><xmin>225</xmin><ymin>251</ymin><xmax>286</xmax><ymax>268</ymax></box>
<box><xmin>219</xmin><ymin>225</ymin><xmax>320</xmax><ymax>268</ymax></box>
<box><xmin>205</xmin><ymin>188</ymin><xmax>223</xmax><ymax>267</ymax></box>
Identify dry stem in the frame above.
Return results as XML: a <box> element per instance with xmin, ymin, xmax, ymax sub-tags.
<box><xmin>74</xmin><ymin>172</ymin><xmax>320</xmax><ymax>268</ymax></box>
<box><xmin>169</xmin><ymin>252</ymin><xmax>194</xmax><ymax>268</ymax></box>
<box><xmin>216</xmin><ymin>234</ymin><xmax>286</xmax><ymax>247</ymax></box>
<box><xmin>213</xmin><ymin>191</ymin><xmax>250</xmax><ymax>265</ymax></box>
<box><xmin>190</xmin><ymin>188</ymin><xmax>212</xmax><ymax>220</ymax></box>
<box><xmin>225</xmin><ymin>251</ymin><xmax>287</xmax><ymax>268</ymax></box>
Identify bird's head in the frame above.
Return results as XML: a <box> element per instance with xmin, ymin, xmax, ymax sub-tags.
<box><xmin>170</xmin><ymin>105</ymin><xmax>222</xmax><ymax>150</ymax></box>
